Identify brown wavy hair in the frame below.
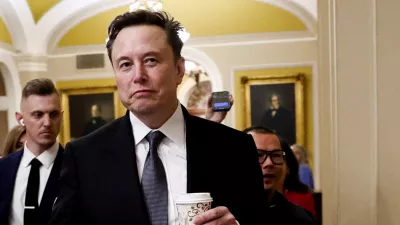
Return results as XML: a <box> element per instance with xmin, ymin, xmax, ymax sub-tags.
<box><xmin>2</xmin><ymin>125</ymin><xmax>26</xmax><ymax>156</ymax></box>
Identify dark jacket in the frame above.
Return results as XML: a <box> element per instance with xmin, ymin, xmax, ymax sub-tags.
<box><xmin>0</xmin><ymin>146</ymin><xmax>64</xmax><ymax>225</ymax></box>
<box><xmin>267</xmin><ymin>191</ymin><xmax>316</xmax><ymax>225</ymax></box>
<box><xmin>50</xmin><ymin>106</ymin><xmax>265</xmax><ymax>225</ymax></box>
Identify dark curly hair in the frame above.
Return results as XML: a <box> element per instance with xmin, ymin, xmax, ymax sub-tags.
<box><xmin>106</xmin><ymin>10</ymin><xmax>184</xmax><ymax>63</ymax></box>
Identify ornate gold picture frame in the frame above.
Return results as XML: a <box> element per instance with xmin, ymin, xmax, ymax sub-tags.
<box><xmin>57</xmin><ymin>79</ymin><xmax>125</xmax><ymax>146</ymax></box>
<box><xmin>236</xmin><ymin>73</ymin><xmax>305</xmax><ymax>145</ymax></box>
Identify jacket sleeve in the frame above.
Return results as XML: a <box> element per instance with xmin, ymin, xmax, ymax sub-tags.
<box><xmin>48</xmin><ymin>142</ymin><xmax>80</xmax><ymax>225</ymax></box>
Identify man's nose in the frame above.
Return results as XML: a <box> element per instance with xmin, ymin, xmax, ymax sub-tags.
<box><xmin>262</xmin><ymin>155</ymin><xmax>274</xmax><ymax>168</ymax></box>
<box><xmin>43</xmin><ymin>114</ymin><xmax>51</xmax><ymax>126</ymax></box>
<box><xmin>132</xmin><ymin>64</ymin><xmax>147</xmax><ymax>83</ymax></box>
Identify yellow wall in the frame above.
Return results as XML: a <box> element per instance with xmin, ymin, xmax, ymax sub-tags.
<box><xmin>234</xmin><ymin>66</ymin><xmax>314</xmax><ymax>167</ymax></box>
<box><xmin>0</xmin><ymin>18</ymin><xmax>12</xmax><ymax>44</ymax></box>
<box><xmin>27</xmin><ymin>0</ymin><xmax>60</xmax><ymax>23</ymax></box>
<box><xmin>58</xmin><ymin>0</ymin><xmax>306</xmax><ymax>47</ymax></box>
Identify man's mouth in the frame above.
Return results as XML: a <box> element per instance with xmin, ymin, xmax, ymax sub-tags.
<box><xmin>263</xmin><ymin>174</ymin><xmax>275</xmax><ymax>179</ymax></box>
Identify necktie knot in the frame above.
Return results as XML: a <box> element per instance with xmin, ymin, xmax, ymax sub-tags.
<box><xmin>146</xmin><ymin>131</ymin><xmax>165</xmax><ymax>153</ymax></box>
<box><xmin>30</xmin><ymin>158</ymin><xmax>42</xmax><ymax>168</ymax></box>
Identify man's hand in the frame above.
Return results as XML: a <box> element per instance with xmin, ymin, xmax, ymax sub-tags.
<box><xmin>204</xmin><ymin>94</ymin><xmax>234</xmax><ymax>123</ymax></box>
<box><xmin>193</xmin><ymin>206</ymin><xmax>238</xmax><ymax>225</ymax></box>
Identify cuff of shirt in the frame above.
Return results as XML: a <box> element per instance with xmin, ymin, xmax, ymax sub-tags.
<box><xmin>236</xmin><ymin>220</ymin><xmax>240</xmax><ymax>225</ymax></box>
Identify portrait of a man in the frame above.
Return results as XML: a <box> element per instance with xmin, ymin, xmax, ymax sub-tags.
<box><xmin>68</xmin><ymin>93</ymin><xmax>114</xmax><ymax>140</ymax></box>
<box><xmin>250</xmin><ymin>83</ymin><xmax>296</xmax><ymax>145</ymax></box>
<box><xmin>83</xmin><ymin>104</ymin><xmax>108</xmax><ymax>136</ymax></box>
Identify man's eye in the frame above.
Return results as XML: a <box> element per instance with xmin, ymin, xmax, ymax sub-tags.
<box><xmin>120</xmin><ymin>62</ymin><xmax>132</xmax><ymax>68</ymax></box>
<box><xmin>145</xmin><ymin>58</ymin><xmax>157</xmax><ymax>64</ymax></box>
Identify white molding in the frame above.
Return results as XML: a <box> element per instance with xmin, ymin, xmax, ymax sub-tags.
<box><xmin>291</xmin><ymin>0</ymin><xmax>317</xmax><ymax>20</ymax></box>
<box><xmin>42</xmin><ymin>0</ymin><xmax>317</xmax><ymax>54</ymax></box>
<box><xmin>17</xmin><ymin>62</ymin><xmax>48</xmax><ymax>72</ymax></box>
<box><xmin>50</xmin><ymin>31</ymin><xmax>316</xmax><ymax>56</ymax></box>
<box><xmin>181</xmin><ymin>47</ymin><xmax>223</xmax><ymax>93</ymax></box>
<box><xmin>0</xmin><ymin>0</ymin><xmax>37</xmax><ymax>53</ymax></box>
<box><xmin>257</xmin><ymin>0</ymin><xmax>317</xmax><ymax>35</ymax></box>
<box><xmin>371</xmin><ymin>0</ymin><xmax>378</xmax><ymax>223</ymax></box>
<box><xmin>0</xmin><ymin>42</ymin><xmax>17</xmax><ymax>55</ymax></box>
<box><xmin>230</xmin><ymin>61</ymin><xmax>320</xmax><ymax>189</ymax></box>
<box><xmin>41</xmin><ymin>0</ymin><xmax>132</xmax><ymax>54</ymax></box>
<box><xmin>0</xmin><ymin>52</ymin><xmax>22</xmax><ymax>129</ymax></box>
<box><xmin>16</xmin><ymin>55</ymin><xmax>49</xmax><ymax>72</ymax></box>
<box><xmin>55</xmin><ymin>72</ymin><xmax>114</xmax><ymax>82</ymax></box>
<box><xmin>0</xmin><ymin>97</ymin><xmax>10</xmax><ymax>110</ymax></box>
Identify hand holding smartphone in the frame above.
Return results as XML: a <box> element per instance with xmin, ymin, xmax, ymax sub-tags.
<box><xmin>211</xmin><ymin>91</ymin><xmax>231</xmax><ymax>112</ymax></box>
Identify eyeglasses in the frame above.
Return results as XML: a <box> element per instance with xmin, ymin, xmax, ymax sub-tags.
<box><xmin>258</xmin><ymin>149</ymin><xmax>286</xmax><ymax>165</ymax></box>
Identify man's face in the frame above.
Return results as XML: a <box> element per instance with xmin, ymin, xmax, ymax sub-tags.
<box><xmin>249</xmin><ymin>132</ymin><xmax>284</xmax><ymax>191</ymax></box>
<box><xmin>20</xmin><ymin>94</ymin><xmax>62</xmax><ymax>149</ymax></box>
<box><xmin>111</xmin><ymin>25</ymin><xmax>185</xmax><ymax>116</ymax></box>
<box><xmin>91</xmin><ymin>105</ymin><xmax>100</xmax><ymax>117</ymax></box>
<box><xmin>271</xmin><ymin>95</ymin><xmax>279</xmax><ymax>109</ymax></box>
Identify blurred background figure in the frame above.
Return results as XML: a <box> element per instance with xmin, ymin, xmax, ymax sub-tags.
<box><xmin>291</xmin><ymin>144</ymin><xmax>314</xmax><ymax>190</ymax></box>
<box><xmin>2</xmin><ymin>125</ymin><xmax>27</xmax><ymax>156</ymax></box>
<box><xmin>276</xmin><ymin>142</ymin><xmax>316</xmax><ymax>219</ymax></box>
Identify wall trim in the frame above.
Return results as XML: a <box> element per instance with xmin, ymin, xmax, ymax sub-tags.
<box><xmin>43</xmin><ymin>0</ymin><xmax>317</xmax><ymax>54</ymax></box>
<box><xmin>0</xmin><ymin>42</ymin><xmax>17</xmax><ymax>55</ymax></box>
<box><xmin>0</xmin><ymin>0</ymin><xmax>32</xmax><ymax>53</ymax></box>
<box><xmin>0</xmin><ymin>52</ymin><xmax>22</xmax><ymax>129</ymax></box>
<box><xmin>50</xmin><ymin>30</ymin><xmax>316</xmax><ymax>56</ymax></box>
<box><xmin>44</xmin><ymin>0</ymin><xmax>132</xmax><ymax>54</ymax></box>
<box><xmin>257</xmin><ymin>0</ymin><xmax>317</xmax><ymax>35</ymax></box>
<box><xmin>230</xmin><ymin>61</ymin><xmax>320</xmax><ymax>190</ymax></box>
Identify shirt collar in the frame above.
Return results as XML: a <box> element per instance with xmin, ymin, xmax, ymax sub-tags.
<box><xmin>129</xmin><ymin>103</ymin><xmax>185</xmax><ymax>149</ymax></box>
<box><xmin>22</xmin><ymin>141</ymin><xmax>59</xmax><ymax>169</ymax></box>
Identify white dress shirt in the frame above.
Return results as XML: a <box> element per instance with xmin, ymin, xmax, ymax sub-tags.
<box><xmin>130</xmin><ymin>104</ymin><xmax>187</xmax><ymax>225</ymax></box>
<box><xmin>9</xmin><ymin>141</ymin><xmax>59</xmax><ymax>225</ymax></box>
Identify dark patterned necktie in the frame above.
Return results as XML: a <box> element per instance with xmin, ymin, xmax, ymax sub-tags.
<box><xmin>142</xmin><ymin>131</ymin><xmax>168</xmax><ymax>225</ymax></box>
<box><xmin>24</xmin><ymin>158</ymin><xmax>42</xmax><ymax>225</ymax></box>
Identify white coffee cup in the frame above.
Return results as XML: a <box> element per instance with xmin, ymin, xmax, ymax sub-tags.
<box><xmin>175</xmin><ymin>193</ymin><xmax>213</xmax><ymax>225</ymax></box>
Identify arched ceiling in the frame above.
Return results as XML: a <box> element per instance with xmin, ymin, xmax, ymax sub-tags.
<box><xmin>0</xmin><ymin>18</ymin><xmax>12</xmax><ymax>44</ymax></box>
<box><xmin>26</xmin><ymin>0</ymin><xmax>60</xmax><ymax>23</ymax></box>
<box><xmin>58</xmin><ymin>0</ymin><xmax>306</xmax><ymax>47</ymax></box>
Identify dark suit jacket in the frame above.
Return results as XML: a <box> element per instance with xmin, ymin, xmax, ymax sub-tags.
<box><xmin>50</xmin><ymin>106</ymin><xmax>265</xmax><ymax>225</ymax></box>
<box><xmin>267</xmin><ymin>191</ymin><xmax>316</xmax><ymax>225</ymax></box>
<box><xmin>0</xmin><ymin>146</ymin><xmax>64</xmax><ymax>225</ymax></box>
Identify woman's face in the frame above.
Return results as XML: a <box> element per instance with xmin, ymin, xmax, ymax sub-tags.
<box><xmin>15</xmin><ymin>133</ymin><xmax>27</xmax><ymax>151</ymax></box>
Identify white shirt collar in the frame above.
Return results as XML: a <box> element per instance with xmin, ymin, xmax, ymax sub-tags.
<box><xmin>21</xmin><ymin>141</ymin><xmax>59</xmax><ymax>169</ymax></box>
<box><xmin>129</xmin><ymin>103</ymin><xmax>185</xmax><ymax>149</ymax></box>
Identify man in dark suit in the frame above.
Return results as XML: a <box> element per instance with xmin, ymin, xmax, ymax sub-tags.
<box><xmin>0</xmin><ymin>78</ymin><xmax>64</xmax><ymax>225</ymax></box>
<box><xmin>261</xmin><ymin>94</ymin><xmax>296</xmax><ymax>145</ymax></box>
<box><xmin>50</xmin><ymin>10</ymin><xmax>264</xmax><ymax>225</ymax></box>
<box><xmin>82</xmin><ymin>104</ymin><xmax>107</xmax><ymax>136</ymax></box>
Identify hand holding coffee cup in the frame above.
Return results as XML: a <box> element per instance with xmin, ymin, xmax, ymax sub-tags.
<box><xmin>175</xmin><ymin>193</ymin><xmax>238</xmax><ymax>225</ymax></box>
<box><xmin>192</xmin><ymin>206</ymin><xmax>238</xmax><ymax>225</ymax></box>
<box><xmin>175</xmin><ymin>193</ymin><xmax>213</xmax><ymax>225</ymax></box>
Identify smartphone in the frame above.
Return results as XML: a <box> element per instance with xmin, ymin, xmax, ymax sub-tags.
<box><xmin>211</xmin><ymin>91</ymin><xmax>231</xmax><ymax>112</ymax></box>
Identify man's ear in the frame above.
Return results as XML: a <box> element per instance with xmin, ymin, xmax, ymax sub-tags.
<box><xmin>15</xmin><ymin>112</ymin><xmax>24</xmax><ymax>126</ymax></box>
<box><xmin>176</xmin><ymin>57</ymin><xmax>185</xmax><ymax>85</ymax></box>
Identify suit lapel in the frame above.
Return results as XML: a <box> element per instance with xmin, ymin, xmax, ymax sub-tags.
<box><xmin>182</xmin><ymin>106</ymin><xmax>209</xmax><ymax>193</ymax></box>
<box><xmin>0</xmin><ymin>150</ymin><xmax>23</xmax><ymax>223</ymax></box>
<box><xmin>38</xmin><ymin>145</ymin><xmax>64</xmax><ymax>213</ymax></box>
<box><xmin>108</xmin><ymin>111</ymin><xmax>150</xmax><ymax>224</ymax></box>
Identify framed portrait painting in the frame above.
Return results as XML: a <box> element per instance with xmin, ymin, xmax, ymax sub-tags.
<box><xmin>236</xmin><ymin>73</ymin><xmax>305</xmax><ymax>145</ymax></box>
<box><xmin>57</xmin><ymin>79</ymin><xmax>124</xmax><ymax>146</ymax></box>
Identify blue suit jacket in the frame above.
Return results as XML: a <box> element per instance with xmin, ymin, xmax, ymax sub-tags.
<box><xmin>0</xmin><ymin>146</ymin><xmax>64</xmax><ymax>225</ymax></box>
